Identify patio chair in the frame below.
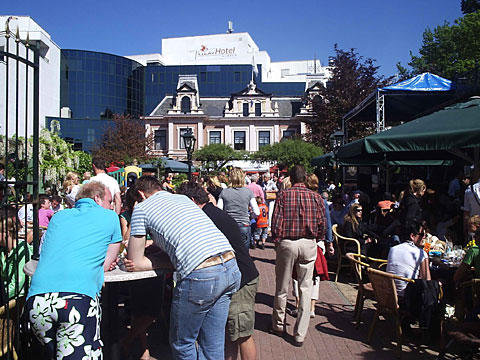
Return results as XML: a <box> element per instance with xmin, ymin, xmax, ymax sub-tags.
<box><xmin>346</xmin><ymin>253</ymin><xmax>387</xmax><ymax>326</ymax></box>
<box><xmin>332</xmin><ymin>224</ymin><xmax>361</xmax><ymax>282</ymax></box>
<box><xmin>0</xmin><ymin>297</ymin><xmax>24</xmax><ymax>360</ymax></box>
<box><xmin>367</xmin><ymin>267</ymin><xmax>414</xmax><ymax>354</ymax></box>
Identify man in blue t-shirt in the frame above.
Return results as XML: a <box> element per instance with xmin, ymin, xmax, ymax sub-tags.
<box><xmin>26</xmin><ymin>182</ymin><xmax>122</xmax><ymax>360</ymax></box>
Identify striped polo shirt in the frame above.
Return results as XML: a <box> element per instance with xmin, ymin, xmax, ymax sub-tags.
<box><xmin>130</xmin><ymin>191</ymin><xmax>233</xmax><ymax>280</ymax></box>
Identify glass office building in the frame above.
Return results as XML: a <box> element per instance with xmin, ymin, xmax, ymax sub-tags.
<box><xmin>61</xmin><ymin>49</ymin><xmax>144</xmax><ymax>119</ymax></box>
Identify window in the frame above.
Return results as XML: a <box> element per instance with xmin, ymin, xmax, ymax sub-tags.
<box><xmin>181</xmin><ymin>96</ymin><xmax>191</xmax><ymax>113</ymax></box>
<box><xmin>209</xmin><ymin>131</ymin><xmax>221</xmax><ymax>144</ymax></box>
<box><xmin>291</xmin><ymin>101</ymin><xmax>302</xmax><ymax>116</ymax></box>
<box><xmin>243</xmin><ymin>103</ymin><xmax>249</xmax><ymax>117</ymax></box>
<box><xmin>255</xmin><ymin>103</ymin><xmax>261</xmax><ymax>116</ymax></box>
<box><xmin>259</xmin><ymin>131</ymin><xmax>270</xmax><ymax>148</ymax></box>
<box><xmin>282</xmin><ymin>130</ymin><xmax>295</xmax><ymax>140</ymax></box>
<box><xmin>87</xmin><ymin>128</ymin><xmax>95</xmax><ymax>142</ymax></box>
<box><xmin>154</xmin><ymin>129</ymin><xmax>167</xmax><ymax>150</ymax></box>
<box><xmin>234</xmin><ymin>131</ymin><xmax>246</xmax><ymax>150</ymax></box>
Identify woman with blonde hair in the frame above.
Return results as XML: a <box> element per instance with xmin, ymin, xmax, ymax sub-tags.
<box><xmin>399</xmin><ymin>179</ymin><xmax>426</xmax><ymax>229</ymax></box>
<box><xmin>206</xmin><ymin>175</ymin><xmax>223</xmax><ymax>202</ymax></box>
<box><xmin>217</xmin><ymin>167</ymin><xmax>260</xmax><ymax>249</ymax></box>
<box><xmin>341</xmin><ymin>203</ymin><xmax>374</xmax><ymax>255</ymax></box>
<box><xmin>63</xmin><ymin>171</ymin><xmax>80</xmax><ymax>208</ymax></box>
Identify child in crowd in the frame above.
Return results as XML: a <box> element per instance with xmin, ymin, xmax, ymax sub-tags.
<box><xmin>254</xmin><ymin>196</ymin><xmax>269</xmax><ymax>249</ymax></box>
<box><xmin>38</xmin><ymin>195</ymin><xmax>54</xmax><ymax>228</ymax></box>
<box><xmin>50</xmin><ymin>194</ymin><xmax>64</xmax><ymax>213</ymax></box>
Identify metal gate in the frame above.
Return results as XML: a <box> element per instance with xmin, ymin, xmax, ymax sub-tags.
<box><xmin>1</xmin><ymin>17</ymin><xmax>40</xmax><ymax>359</ymax></box>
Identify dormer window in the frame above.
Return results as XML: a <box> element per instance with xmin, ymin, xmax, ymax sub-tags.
<box><xmin>243</xmin><ymin>103</ymin><xmax>249</xmax><ymax>117</ymax></box>
<box><xmin>255</xmin><ymin>103</ymin><xmax>261</xmax><ymax>116</ymax></box>
<box><xmin>181</xmin><ymin>96</ymin><xmax>191</xmax><ymax>114</ymax></box>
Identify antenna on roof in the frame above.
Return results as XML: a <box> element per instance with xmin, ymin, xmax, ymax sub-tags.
<box><xmin>227</xmin><ymin>21</ymin><xmax>234</xmax><ymax>34</ymax></box>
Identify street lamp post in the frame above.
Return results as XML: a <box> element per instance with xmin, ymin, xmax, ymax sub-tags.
<box><xmin>329</xmin><ymin>130</ymin><xmax>344</xmax><ymax>187</ymax></box>
<box><xmin>182</xmin><ymin>129</ymin><xmax>196</xmax><ymax>181</ymax></box>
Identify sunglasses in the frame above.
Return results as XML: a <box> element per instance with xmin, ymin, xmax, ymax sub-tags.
<box><xmin>355</xmin><ymin>209</ymin><xmax>363</xmax><ymax>212</ymax></box>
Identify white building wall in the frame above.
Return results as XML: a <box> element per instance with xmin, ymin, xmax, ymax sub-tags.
<box><xmin>0</xmin><ymin>16</ymin><xmax>60</xmax><ymax>137</ymax></box>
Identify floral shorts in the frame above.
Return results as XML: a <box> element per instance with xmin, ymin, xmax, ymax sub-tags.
<box><xmin>26</xmin><ymin>292</ymin><xmax>103</xmax><ymax>359</ymax></box>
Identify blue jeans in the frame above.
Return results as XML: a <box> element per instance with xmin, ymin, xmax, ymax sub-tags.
<box><xmin>238</xmin><ymin>224</ymin><xmax>251</xmax><ymax>250</ymax></box>
<box><xmin>170</xmin><ymin>257</ymin><xmax>241</xmax><ymax>360</ymax></box>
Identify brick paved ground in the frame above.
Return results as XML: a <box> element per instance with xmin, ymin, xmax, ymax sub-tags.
<box><xmin>140</xmin><ymin>240</ymin><xmax>465</xmax><ymax>359</ymax></box>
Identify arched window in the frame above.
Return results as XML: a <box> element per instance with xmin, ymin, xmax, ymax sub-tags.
<box><xmin>181</xmin><ymin>96</ymin><xmax>191</xmax><ymax>114</ymax></box>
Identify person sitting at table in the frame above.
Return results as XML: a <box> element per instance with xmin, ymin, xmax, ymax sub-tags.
<box><xmin>26</xmin><ymin>182</ymin><xmax>122</xmax><ymax>359</ymax></box>
<box><xmin>386</xmin><ymin>220</ymin><xmax>431</xmax><ymax>298</ymax></box>
<box><xmin>454</xmin><ymin>222</ymin><xmax>480</xmax><ymax>284</ymax></box>
<box><xmin>0</xmin><ymin>206</ymin><xmax>33</xmax><ymax>301</ymax></box>
<box><xmin>340</xmin><ymin>203</ymin><xmax>377</xmax><ymax>256</ymax></box>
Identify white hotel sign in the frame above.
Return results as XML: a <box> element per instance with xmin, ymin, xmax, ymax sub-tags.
<box><xmin>195</xmin><ymin>45</ymin><xmax>238</xmax><ymax>59</ymax></box>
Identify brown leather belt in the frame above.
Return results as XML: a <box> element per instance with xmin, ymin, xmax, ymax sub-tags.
<box><xmin>195</xmin><ymin>251</ymin><xmax>235</xmax><ymax>270</ymax></box>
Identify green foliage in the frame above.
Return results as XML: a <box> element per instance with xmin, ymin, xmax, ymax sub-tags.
<box><xmin>251</xmin><ymin>138</ymin><xmax>323</xmax><ymax>173</ymax></box>
<box><xmin>462</xmin><ymin>0</ymin><xmax>480</xmax><ymax>14</ymax></box>
<box><xmin>1</xmin><ymin>125</ymin><xmax>89</xmax><ymax>191</ymax></box>
<box><xmin>193</xmin><ymin>143</ymin><xmax>247</xmax><ymax>173</ymax></box>
<box><xmin>398</xmin><ymin>12</ymin><xmax>480</xmax><ymax>79</ymax></box>
<box><xmin>75</xmin><ymin>151</ymin><xmax>92</xmax><ymax>176</ymax></box>
<box><xmin>305</xmin><ymin>45</ymin><xmax>389</xmax><ymax>147</ymax></box>
<box><xmin>172</xmin><ymin>173</ymin><xmax>187</xmax><ymax>188</ymax></box>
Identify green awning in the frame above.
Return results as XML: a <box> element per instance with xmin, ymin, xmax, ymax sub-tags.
<box><xmin>312</xmin><ymin>152</ymin><xmax>452</xmax><ymax>167</ymax></box>
<box><xmin>338</xmin><ymin>98</ymin><xmax>480</xmax><ymax>162</ymax></box>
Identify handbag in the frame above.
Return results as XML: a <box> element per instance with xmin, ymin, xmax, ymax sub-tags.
<box><xmin>266</xmin><ymin>191</ymin><xmax>276</xmax><ymax>200</ymax></box>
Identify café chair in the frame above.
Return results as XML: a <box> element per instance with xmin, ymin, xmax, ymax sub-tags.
<box><xmin>346</xmin><ymin>253</ymin><xmax>387</xmax><ymax>327</ymax></box>
<box><xmin>332</xmin><ymin>224</ymin><xmax>361</xmax><ymax>282</ymax></box>
<box><xmin>367</xmin><ymin>267</ymin><xmax>414</xmax><ymax>354</ymax></box>
<box><xmin>0</xmin><ymin>297</ymin><xmax>25</xmax><ymax>360</ymax></box>
<box><xmin>456</xmin><ymin>279</ymin><xmax>480</xmax><ymax>322</ymax></box>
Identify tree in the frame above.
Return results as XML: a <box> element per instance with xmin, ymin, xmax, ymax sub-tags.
<box><xmin>305</xmin><ymin>45</ymin><xmax>389</xmax><ymax>147</ymax></box>
<box><xmin>397</xmin><ymin>11</ymin><xmax>480</xmax><ymax>80</ymax></box>
<box><xmin>193</xmin><ymin>143</ymin><xmax>247</xmax><ymax>173</ymax></box>
<box><xmin>462</xmin><ymin>0</ymin><xmax>480</xmax><ymax>14</ymax></box>
<box><xmin>91</xmin><ymin>114</ymin><xmax>153</xmax><ymax>166</ymax></box>
<box><xmin>251</xmin><ymin>138</ymin><xmax>323</xmax><ymax>173</ymax></box>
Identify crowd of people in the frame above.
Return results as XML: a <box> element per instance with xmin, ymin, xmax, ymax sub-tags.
<box><xmin>2</xmin><ymin>159</ymin><xmax>480</xmax><ymax>359</ymax></box>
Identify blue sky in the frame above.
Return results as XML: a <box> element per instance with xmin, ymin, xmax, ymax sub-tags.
<box><xmin>4</xmin><ymin>0</ymin><xmax>463</xmax><ymax>77</ymax></box>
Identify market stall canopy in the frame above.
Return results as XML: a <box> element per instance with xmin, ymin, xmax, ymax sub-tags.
<box><xmin>337</xmin><ymin>98</ymin><xmax>480</xmax><ymax>163</ymax></box>
<box><xmin>158</xmin><ymin>157</ymin><xmax>197</xmax><ymax>173</ymax></box>
<box><xmin>311</xmin><ymin>152</ymin><xmax>452</xmax><ymax>167</ymax></box>
<box><xmin>343</xmin><ymin>72</ymin><xmax>455</xmax><ymax>125</ymax></box>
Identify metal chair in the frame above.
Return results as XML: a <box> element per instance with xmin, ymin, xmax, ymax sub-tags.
<box><xmin>346</xmin><ymin>253</ymin><xmax>387</xmax><ymax>326</ymax></box>
<box><xmin>332</xmin><ymin>224</ymin><xmax>361</xmax><ymax>282</ymax></box>
<box><xmin>367</xmin><ymin>267</ymin><xmax>414</xmax><ymax>354</ymax></box>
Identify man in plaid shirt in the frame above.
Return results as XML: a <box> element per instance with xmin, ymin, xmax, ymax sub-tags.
<box><xmin>270</xmin><ymin>165</ymin><xmax>326</xmax><ymax>347</ymax></box>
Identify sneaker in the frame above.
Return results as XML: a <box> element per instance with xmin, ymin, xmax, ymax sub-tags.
<box><xmin>250</xmin><ymin>243</ymin><xmax>256</xmax><ymax>249</ymax></box>
<box><xmin>260</xmin><ymin>242</ymin><xmax>265</xmax><ymax>250</ymax></box>
<box><xmin>310</xmin><ymin>311</ymin><xmax>315</xmax><ymax>318</ymax></box>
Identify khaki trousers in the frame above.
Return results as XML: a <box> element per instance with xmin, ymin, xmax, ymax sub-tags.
<box><xmin>272</xmin><ymin>238</ymin><xmax>317</xmax><ymax>342</ymax></box>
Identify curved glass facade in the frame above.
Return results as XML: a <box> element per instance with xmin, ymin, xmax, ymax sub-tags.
<box><xmin>61</xmin><ymin>49</ymin><xmax>144</xmax><ymax>118</ymax></box>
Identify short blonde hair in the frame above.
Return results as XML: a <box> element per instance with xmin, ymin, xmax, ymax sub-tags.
<box><xmin>229</xmin><ymin>167</ymin><xmax>245</xmax><ymax>188</ymax></box>
<box><xmin>306</xmin><ymin>174</ymin><xmax>319</xmax><ymax>191</ymax></box>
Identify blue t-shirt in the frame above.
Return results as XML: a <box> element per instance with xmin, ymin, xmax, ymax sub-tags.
<box><xmin>27</xmin><ymin>198</ymin><xmax>122</xmax><ymax>300</ymax></box>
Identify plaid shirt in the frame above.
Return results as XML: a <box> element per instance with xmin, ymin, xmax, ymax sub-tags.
<box><xmin>272</xmin><ymin>183</ymin><xmax>326</xmax><ymax>243</ymax></box>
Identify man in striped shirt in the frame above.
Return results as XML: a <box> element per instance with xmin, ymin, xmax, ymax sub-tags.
<box><xmin>271</xmin><ymin>165</ymin><xmax>326</xmax><ymax>347</ymax></box>
<box><xmin>126</xmin><ymin>176</ymin><xmax>241</xmax><ymax>360</ymax></box>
